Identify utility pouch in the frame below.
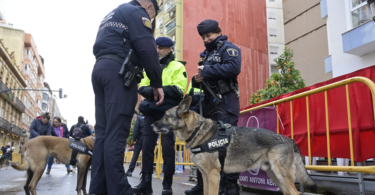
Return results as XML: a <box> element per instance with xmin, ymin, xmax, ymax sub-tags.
<box><xmin>217</xmin><ymin>80</ymin><xmax>231</xmax><ymax>95</ymax></box>
<box><xmin>230</xmin><ymin>80</ymin><xmax>240</xmax><ymax>98</ymax></box>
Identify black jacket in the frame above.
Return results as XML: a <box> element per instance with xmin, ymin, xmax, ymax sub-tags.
<box><xmin>138</xmin><ymin>52</ymin><xmax>185</xmax><ymax>115</ymax></box>
<box><xmin>133</xmin><ymin>115</ymin><xmax>145</xmax><ymax>142</ymax></box>
<box><xmin>70</xmin><ymin>122</ymin><xmax>91</xmax><ymax>138</ymax></box>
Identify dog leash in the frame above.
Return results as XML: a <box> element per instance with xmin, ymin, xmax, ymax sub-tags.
<box><xmin>199</xmin><ymin>70</ymin><xmax>203</xmax><ymax>115</ymax></box>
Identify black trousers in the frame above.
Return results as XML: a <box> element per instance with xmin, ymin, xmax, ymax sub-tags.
<box><xmin>128</xmin><ymin>135</ymin><xmax>143</xmax><ymax>172</ymax></box>
<box><xmin>142</xmin><ymin>114</ymin><xmax>175</xmax><ymax>174</ymax></box>
<box><xmin>90</xmin><ymin>59</ymin><xmax>137</xmax><ymax>195</ymax></box>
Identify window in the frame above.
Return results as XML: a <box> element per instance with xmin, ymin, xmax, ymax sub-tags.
<box><xmin>269</xmin><ymin>29</ymin><xmax>277</xmax><ymax>37</ymax></box>
<box><xmin>165</xmin><ymin>0</ymin><xmax>174</xmax><ymax>13</ymax></box>
<box><xmin>270</xmin><ymin>46</ymin><xmax>278</xmax><ymax>55</ymax></box>
<box><xmin>271</xmin><ymin>65</ymin><xmax>279</xmax><ymax>73</ymax></box>
<box><xmin>350</xmin><ymin>0</ymin><xmax>372</xmax><ymax>28</ymax></box>
<box><xmin>157</xmin><ymin>16</ymin><xmax>164</xmax><ymax>30</ymax></box>
<box><xmin>268</xmin><ymin>12</ymin><xmax>276</xmax><ymax>20</ymax></box>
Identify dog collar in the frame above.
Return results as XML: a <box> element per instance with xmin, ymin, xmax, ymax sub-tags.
<box><xmin>185</xmin><ymin>126</ymin><xmax>201</xmax><ymax>143</ymax></box>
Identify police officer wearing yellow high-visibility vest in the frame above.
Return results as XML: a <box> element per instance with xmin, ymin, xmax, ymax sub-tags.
<box><xmin>134</xmin><ymin>37</ymin><xmax>188</xmax><ymax>195</ymax></box>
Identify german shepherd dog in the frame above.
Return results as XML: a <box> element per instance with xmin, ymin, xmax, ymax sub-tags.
<box><xmin>11</xmin><ymin>135</ymin><xmax>95</xmax><ymax>195</ymax></box>
<box><xmin>152</xmin><ymin>97</ymin><xmax>317</xmax><ymax>195</ymax></box>
<box><xmin>0</xmin><ymin>154</ymin><xmax>10</xmax><ymax>170</ymax></box>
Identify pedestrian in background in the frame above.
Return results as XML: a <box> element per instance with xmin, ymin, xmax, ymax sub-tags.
<box><xmin>126</xmin><ymin>113</ymin><xmax>145</xmax><ymax>177</ymax></box>
<box><xmin>29</xmin><ymin>113</ymin><xmax>51</xmax><ymax>139</ymax></box>
<box><xmin>46</xmin><ymin>117</ymin><xmax>72</xmax><ymax>174</ymax></box>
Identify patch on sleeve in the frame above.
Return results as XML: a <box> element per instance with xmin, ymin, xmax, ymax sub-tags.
<box><xmin>227</xmin><ymin>48</ymin><xmax>239</xmax><ymax>56</ymax></box>
<box><xmin>183</xmin><ymin>72</ymin><xmax>187</xmax><ymax>78</ymax></box>
<box><xmin>142</xmin><ymin>17</ymin><xmax>152</xmax><ymax>29</ymax></box>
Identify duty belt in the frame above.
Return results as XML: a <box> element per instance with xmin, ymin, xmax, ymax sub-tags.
<box><xmin>96</xmin><ymin>54</ymin><xmax>124</xmax><ymax>64</ymax></box>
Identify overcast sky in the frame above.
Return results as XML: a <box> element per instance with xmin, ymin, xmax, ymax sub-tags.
<box><xmin>0</xmin><ymin>0</ymin><xmax>131</xmax><ymax>127</ymax></box>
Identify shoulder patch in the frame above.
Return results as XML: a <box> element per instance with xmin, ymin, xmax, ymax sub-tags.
<box><xmin>142</xmin><ymin>17</ymin><xmax>152</xmax><ymax>29</ymax></box>
<box><xmin>227</xmin><ymin>48</ymin><xmax>238</xmax><ymax>56</ymax></box>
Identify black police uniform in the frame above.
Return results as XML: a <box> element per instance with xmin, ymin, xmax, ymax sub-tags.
<box><xmin>127</xmin><ymin>115</ymin><xmax>145</xmax><ymax>174</ymax></box>
<box><xmin>90</xmin><ymin>1</ymin><xmax>161</xmax><ymax>194</ymax></box>
<box><xmin>191</xmin><ymin>35</ymin><xmax>241</xmax><ymax>194</ymax></box>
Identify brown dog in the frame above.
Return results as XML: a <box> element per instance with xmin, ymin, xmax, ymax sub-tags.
<box><xmin>12</xmin><ymin>135</ymin><xmax>95</xmax><ymax>195</ymax></box>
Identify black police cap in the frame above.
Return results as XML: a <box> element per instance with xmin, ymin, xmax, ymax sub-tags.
<box><xmin>197</xmin><ymin>19</ymin><xmax>219</xmax><ymax>36</ymax></box>
<box><xmin>151</xmin><ymin>0</ymin><xmax>160</xmax><ymax>14</ymax></box>
<box><xmin>156</xmin><ymin>37</ymin><xmax>174</xmax><ymax>47</ymax></box>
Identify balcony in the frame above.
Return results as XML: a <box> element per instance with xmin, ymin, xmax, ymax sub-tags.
<box><xmin>165</xmin><ymin>18</ymin><xmax>176</xmax><ymax>37</ymax></box>
<box><xmin>164</xmin><ymin>0</ymin><xmax>176</xmax><ymax>13</ymax></box>
<box><xmin>0</xmin><ymin>117</ymin><xmax>23</xmax><ymax>136</ymax></box>
<box><xmin>15</xmin><ymin>97</ymin><xmax>26</xmax><ymax>113</ymax></box>
<box><xmin>342</xmin><ymin>20</ymin><xmax>375</xmax><ymax>56</ymax></box>
<box><xmin>0</xmin><ymin>80</ymin><xmax>14</xmax><ymax>103</ymax></box>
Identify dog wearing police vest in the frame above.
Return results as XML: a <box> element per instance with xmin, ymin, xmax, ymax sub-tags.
<box><xmin>152</xmin><ymin>97</ymin><xmax>317</xmax><ymax>195</ymax></box>
<box><xmin>11</xmin><ymin>135</ymin><xmax>95</xmax><ymax>195</ymax></box>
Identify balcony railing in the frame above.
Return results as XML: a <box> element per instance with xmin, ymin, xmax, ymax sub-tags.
<box><xmin>165</xmin><ymin>18</ymin><xmax>176</xmax><ymax>36</ymax></box>
<box><xmin>0</xmin><ymin>80</ymin><xmax>14</xmax><ymax>102</ymax></box>
<box><xmin>0</xmin><ymin>117</ymin><xmax>23</xmax><ymax>136</ymax></box>
<box><xmin>15</xmin><ymin>97</ymin><xmax>26</xmax><ymax>112</ymax></box>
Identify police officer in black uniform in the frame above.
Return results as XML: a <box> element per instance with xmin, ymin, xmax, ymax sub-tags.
<box><xmin>90</xmin><ymin>0</ymin><xmax>164</xmax><ymax>194</ymax></box>
<box><xmin>185</xmin><ymin>19</ymin><xmax>241</xmax><ymax>195</ymax></box>
<box><xmin>126</xmin><ymin>113</ymin><xmax>145</xmax><ymax>177</ymax></box>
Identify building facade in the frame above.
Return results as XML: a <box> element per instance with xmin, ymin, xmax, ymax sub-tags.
<box><xmin>322</xmin><ymin>0</ymin><xmax>375</xmax><ymax>77</ymax></box>
<box><xmin>42</xmin><ymin>82</ymin><xmax>53</xmax><ymax>115</ymax></box>
<box><xmin>155</xmin><ymin>0</ymin><xmax>269</xmax><ymax>107</ymax></box>
<box><xmin>266</xmin><ymin>0</ymin><xmax>286</xmax><ymax>75</ymax></box>
<box><xmin>0</xmin><ymin>17</ymin><xmax>46</xmax><ymax>139</ymax></box>
<box><xmin>283</xmin><ymin>0</ymin><xmax>332</xmax><ymax>86</ymax></box>
<box><xmin>0</xmin><ymin>39</ymin><xmax>27</xmax><ymax>152</ymax></box>
<box><xmin>22</xmin><ymin>33</ymin><xmax>45</xmax><ymax>130</ymax></box>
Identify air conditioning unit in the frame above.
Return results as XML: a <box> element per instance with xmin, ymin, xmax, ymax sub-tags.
<box><xmin>172</xmin><ymin>36</ymin><xmax>176</xmax><ymax>42</ymax></box>
<box><xmin>169</xmin><ymin>11</ymin><xmax>175</xmax><ymax>18</ymax></box>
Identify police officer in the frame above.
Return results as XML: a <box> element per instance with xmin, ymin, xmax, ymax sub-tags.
<box><xmin>126</xmin><ymin>113</ymin><xmax>145</xmax><ymax>177</ymax></box>
<box><xmin>90</xmin><ymin>0</ymin><xmax>164</xmax><ymax>194</ymax></box>
<box><xmin>186</xmin><ymin>19</ymin><xmax>241</xmax><ymax>195</ymax></box>
<box><xmin>134</xmin><ymin>37</ymin><xmax>188</xmax><ymax>195</ymax></box>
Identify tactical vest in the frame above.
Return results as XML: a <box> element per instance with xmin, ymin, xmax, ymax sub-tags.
<box><xmin>187</xmin><ymin>121</ymin><xmax>233</xmax><ymax>168</ymax></box>
<box><xmin>69</xmin><ymin>138</ymin><xmax>93</xmax><ymax>166</ymax></box>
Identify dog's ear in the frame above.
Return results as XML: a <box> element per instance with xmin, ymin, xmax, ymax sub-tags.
<box><xmin>177</xmin><ymin>96</ymin><xmax>192</xmax><ymax>116</ymax></box>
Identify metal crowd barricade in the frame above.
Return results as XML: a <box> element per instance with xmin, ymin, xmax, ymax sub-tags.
<box><xmin>241</xmin><ymin>77</ymin><xmax>375</xmax><ymax>175</ymax></box>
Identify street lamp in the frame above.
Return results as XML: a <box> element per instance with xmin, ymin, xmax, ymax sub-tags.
<box><xmin>367</xmin><ymin>0</ymin><xmax>375</xmax><ymax>22</ymax></box>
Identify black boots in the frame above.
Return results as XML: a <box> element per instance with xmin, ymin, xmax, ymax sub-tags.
<box><xmin>133</xmin><ymin>172</ymin><xmax>153</xmax><ymax>195</ymax></box>
<box><xmin>184</xmin><ymin>175</ymin><xmax>203</xmax><ymax>195</ymax></box>
<box><xmin>162</xmin><ymin>174</ymin><xmax>173</xmax><ymax>195</ymax></box>
<box><xmin>222</xmin><ymin>181</ymin><xmax>240</xmax><ymax>195</ymax></box>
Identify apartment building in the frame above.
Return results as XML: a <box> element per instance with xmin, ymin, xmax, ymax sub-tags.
<box><xmin>154</xmin><ymin>0</ymin><xmax>269</xmax><ymax>107</ymax></box>
<box><xmin>283</xmin><ymin>0</ymin><xmax>332</xmax><ymax>86</ymax></box>
<box><xmin>266</xmin><ymin>0</ymin><xmax>286</xmax><ymax>75</ymax></box>
<box><xmin>0</xmin><ymin>39</ymin><xmax>27</xmax><ymax>152</ymax></box>
<box><xmin>322</xmin><ymin>0</ymin><xmax>375</xmax><ymax>77</ymax></box>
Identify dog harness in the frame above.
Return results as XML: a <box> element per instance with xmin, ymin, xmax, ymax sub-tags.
<box><xmin>69</xmin><ymin>138</ymin><xmax>93</xmax><ymax>166</ymax></box>
<box><xmin>187</xmin><ymin>121</ymin><xmax>233</xmax><ymax>168</ymax></box>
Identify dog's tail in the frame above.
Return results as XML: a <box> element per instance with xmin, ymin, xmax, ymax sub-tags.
<box><xmin>293</xmin><ymin>142</ymin><xmax>317</xmax><ymax>193</ymax></box>
<box><xmin>11</xmin><ymin>146</ymin><xmax>29</xmax><ymax>171</ymax></box>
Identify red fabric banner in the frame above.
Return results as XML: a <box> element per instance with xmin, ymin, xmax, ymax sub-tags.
<box><xmin>241</xmin><ymin>66</ymin><xmax>375</xmax><ymax>162</ymax></box>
